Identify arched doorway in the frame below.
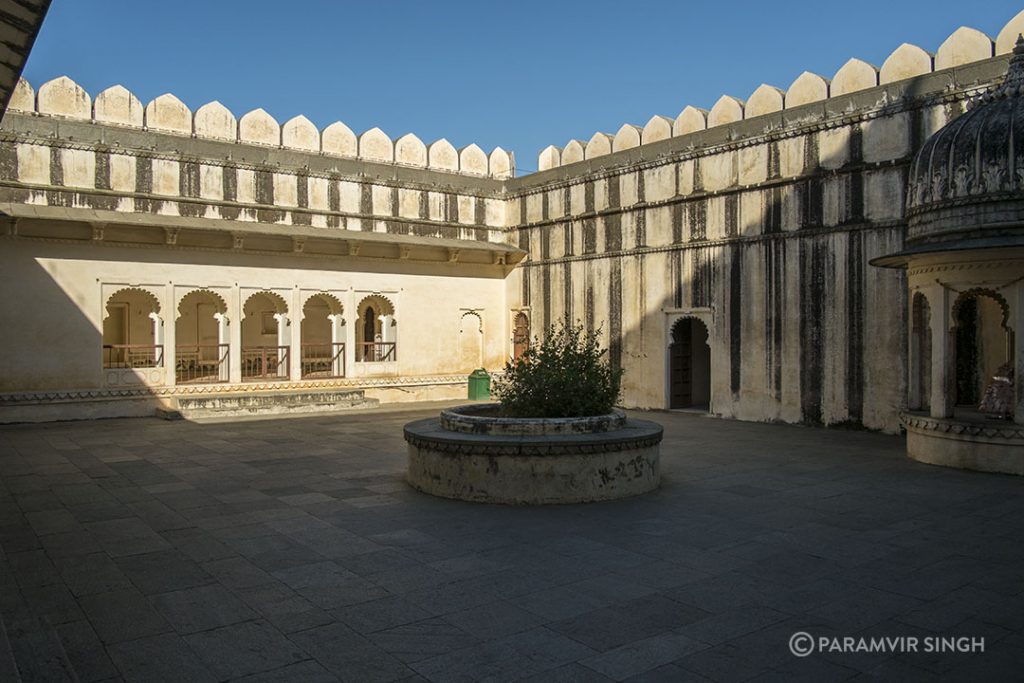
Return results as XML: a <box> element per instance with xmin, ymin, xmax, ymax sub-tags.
<box><xmin>458</xmin><ymin>312</ymin><xmax>483</xmax><ymax>371</ymax></box>
<box><xmin>953</xmin><ymin>290</ymin><xmax>1014</xmax><ymax>415</ymax></box>
<box><xmin>301</xmin><ymin>293</ymin><xmax>345</xmax><ymax>378</ymax></box>
<box><xmin>512</xmin><ymin>312</ymin><xmax>529</xmax><ymax>361</ymax></box>
<box><xmin>103</xmin><ymin>288</ymin><xmax>163</xmax><ymax>369</ymax></box>
<box><xmin>669</xmin><ymin>317</ymin><xmax>710</xmax><ymax>410</ymax></box>
<box><xmin>175</xmin><ymin>289</ymin><xmax>228</xmax><ymax>383</ymax></box>
<box><xmin>241</xmin><ymin>291</ymin><xmax>289</xmax><ymax>381</ymax></box>
<box><xmin>356</xmin><ymin>295</ymin><xmax>396</xmax><ymax>362</ymax></box>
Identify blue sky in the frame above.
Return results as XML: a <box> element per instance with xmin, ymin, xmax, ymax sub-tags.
<box><xmin>22</xmin><ymin>1</ymin><xmax>1022</xmax><ymax>173</ymax></box>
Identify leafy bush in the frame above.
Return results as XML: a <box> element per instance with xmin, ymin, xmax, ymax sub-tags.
<box><xmin>494</xmin><ymin>322</ymin><xmax>623</xmax><ymax>418</ymax></box>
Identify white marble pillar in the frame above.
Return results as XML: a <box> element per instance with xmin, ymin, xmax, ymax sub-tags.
<box><xmin>275</xmin><ymin>312</ymin><xmax>292</xmax><ymax>380</ymax></box>
<box><xmin>291</xmin><ymin>290</ymin><xmax>303</xmax><ymax>382</ymax></box>
<box><xmin>329</xmin><ymin>313</ymin><xmax>345</xmax><ymax>376</ymax></box>
<box><xmin>164</xmin><ymin>285</ymin><xmax>176</xmax><ymax>388</ymax></box>
<box><xmin>216</xmin><ymin>312</ymin><xmax>233</xmax><ymax>383</ymax></box>
<box><xmin>149</xmin><ymin>312</ymin><xmax>164</xmax><ymax>367</ymax></box>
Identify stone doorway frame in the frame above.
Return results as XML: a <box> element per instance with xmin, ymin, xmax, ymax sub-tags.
<box><xmin>663</xmin><ymin>308</ymin><xmax>714</xmax><ymax>412</ymax></box>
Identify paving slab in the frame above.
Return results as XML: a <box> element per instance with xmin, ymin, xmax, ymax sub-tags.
<box><xmin>0</xmin><ymin>406</ymin><xmax>1021</xmax><ymax>681</ymax></box>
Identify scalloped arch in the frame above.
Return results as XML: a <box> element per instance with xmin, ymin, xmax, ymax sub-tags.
<box><xmin>105</xmin><ymin>287</ymin><xmax>161</xmax><ymax>319</ymax></box>
<box><xmin>242</xmin><ymin>290</ymin><xmax>289</xmax><ymax>317</ymax></box>
<box><xmin>177</xmin><ymin>289</ymin><xmax>228</xmax><ymax>317</ymax></box>
<box><xmin>356</xmin><ymin>293</ymin><xmax>395</xmax><ymax>318</ymax></box>
<box><xmin>950</xmin><ymin>288</ymin><xmax>1012</xmax><ymax>332</ymax></box>
<box><xmin>669</xmin><ymin>315</ymin><xmax>710</xmax><ymax>343</ymax></box>
<box><xmin>302</xmin><ymin>291</ymin><xmax>345</xmax><ymax>318</ymax></box>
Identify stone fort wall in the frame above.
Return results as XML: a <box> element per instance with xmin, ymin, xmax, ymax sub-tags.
<box><xmin>505</xmin><ymin>18</ymin><xmax>1022</xmax><ymax>432</ymax></box>
<box><xmin>1</xmin><ymin>13</ymin><xmax>1023</xmax><ymax>429</ymax></box>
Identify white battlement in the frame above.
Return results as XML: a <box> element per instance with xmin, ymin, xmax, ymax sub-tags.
<box><xmin>7</xmin><ymin>77</ymin><xmax>515</xmax><ymax>180</ymax></box>
<box><xmin>536</xmin><ymin>11</ymin><xmax>1024</xmax><ymax>170</ymax></box>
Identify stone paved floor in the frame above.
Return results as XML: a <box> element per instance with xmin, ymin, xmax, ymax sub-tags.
<box><xmin>0</xmin><ymin>404</ymin><xmax>1022</xmax><ymax>682</ymax></box>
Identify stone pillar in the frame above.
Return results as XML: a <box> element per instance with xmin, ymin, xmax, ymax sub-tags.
<box><xmin>290</xmin><ymin>289</ymin><xmax>303</xmax><ymax>382</ymax></box>
<box><xmin>345</xmin><ymin>309</ymin><xmax>358</xmax><ymax>372</ymax></box>
<box><xmin>216</xmin><ymin>312</ymin><xmax>233</xmax><ymax>383</ymax></box>
<box><xmin>929</xmin><ymin>286</ymin><xmax>954</xmax><ymax>419</ymax></box>
<box><xmin>150</xmin><ymin>311</ymin><xmax>165</xmax><ymax>367</ymax></box>
<box><xmin>329</xmin><ymin>314</ymin><xmax>345</xmax><ymax>376</ymax></box>
<box><xmin>164</xmin><ymin>285</ymin><xmax>176</xmax><ymax>388</ymax></box>
<box><xmin>275</xmin><ymin>312</ymin><xmax>292</xmax><ymax>380</ymax></box>
<box><xmin>907</xmin><ymin>289</ymin><xmax>922</xmax><ymax>411</ymax></box>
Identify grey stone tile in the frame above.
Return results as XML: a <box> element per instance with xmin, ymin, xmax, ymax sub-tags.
<box><xmin>183</xmin><ymin>619</ymin><xmax>306</xmax><ymax>680</ymax></box>
<box><xmin>234</xmin><ymin>581</ymin><xmax>334</xmax><ymax>634</ymax></box>
<box><xmin>201</xmin><ymin>556</ymin><xmax>274</xmax><ymax>589</ymax></box>
<box><xmin>56</xmin><ymin>552</ymin><xmax>133</xmax><ymax>597</ymax></box>
<box><xmin>549</xmin><ymin>594</ymin><xmax>710</xmax><ymax>651</ymax></box>
<box><xmin>232</xmin><ymin>659</ymin><xmax>339</xmax><ymax>682</ymax></box>
<box><xmin>289</xmin><ymin>622</ymin><xmax>413</xmax><ymax>682</ymax></box>
<box><xmin>107</xmin><ymin>632</ymin><xmax>217</xmax><ymax>683</ymax></box>
<box><xmin>84</xmin><ymin>518</ymin><xmax>172</xmax><ymax>558</ymax></box>
<box><xmin>150</xmin><ymin>584</ymin><xmax>258</xmax><ymax>634</ymax></box>
<box><xmin>54</xmin><ymin>619</ymin><xmax>120</xmax><ymax>683</ymax></box>
<box><xmin>442</xmin><ymin>600</ymin><xmax>545</xmax><ymax>640</ymax></box>
<box><xmin>78</xmin><ymin>588</ymin><xmax>172</xmax><ymax>644</ymax></box>
<box><xmin>580</xmin><ymin>632</ymin><xmax>708</xmax><ymax>680</ymax></box>
<box><xmin>368</xmin><ymin>616</ymin><xmax>480</xmax><ymax>663</ymax></box>
<box><xmin>334</xmin><ymin>595</ymin><xmax>435</xmax><ymax>634</ymax></box>
<box><xmin>115</xmin><ymin>549</ymin><xmax>213</xmax><ymax>595</ymax></box>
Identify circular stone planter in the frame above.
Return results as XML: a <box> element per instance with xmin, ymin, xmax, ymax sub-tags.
<box><xmin>403</xmin><ymin>404</ymin><xmax>663</xmax><ymax>504</ymax></box>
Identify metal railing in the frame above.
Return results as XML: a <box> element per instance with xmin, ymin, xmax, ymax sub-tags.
<box><xmin>357</xmin><ymin>341</ymin><xmax>396</xmax><ymax>362</ymax></box>
<box><xmin>176</xmin><ymin>344</ymin><xmax>229</xmax><ymax>384</ymax></box>
<box><xmin>242</xmin><ymin>346</ymin><xmax>289</xmax><ymax>381</ymax></box>
<box><xmin>103</xmin><ymin>344</ymin><xmax>164</xmax><ymax>369</ymax></box>
<box><xmin>301</xmin><ymin>343</ymin><xmax>345</xmax><ymax>378</ymax></box>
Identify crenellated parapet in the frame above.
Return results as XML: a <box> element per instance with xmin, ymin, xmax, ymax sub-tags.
<box><xmin>6</xmin><ymin>78</ymin><xmax>515</xmax><ymax>179</ymax></box>
<box><xmin>537</xmin><ymin>11</ymin><xmax>1024</xmax><ymax>170</ymax></box>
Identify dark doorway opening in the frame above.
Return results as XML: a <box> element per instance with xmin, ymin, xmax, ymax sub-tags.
<box><xmin>670</xmin><ymin>318</ymin><xmax>710</xmax><ymax>410</ymax></box>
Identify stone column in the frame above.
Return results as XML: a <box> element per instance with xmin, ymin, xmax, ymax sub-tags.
<box><xmin>290</xmin><ymin>289</ymin><xmax>303</xmax><ymax>382</ymax></box>
<box><xmin>929</xmin><ymin>286</ymin><xmax>954</xmax><ymax>419</ymax></box>
<box><xmin>149</xmin><ymin>311</ymin><xmax>165</xmax><ymax>369</ymax></box>
<box><xmin>329</xmin><ymin>314</ymin><xmax>345</xmax><ymax>376</ymax></box>
<box><xmin>164</xmin><ymin>285</ymin><xmax>176</xmax><ymax>388</ymax></box>
<box><xmin>907</xmin><ymin>289</ymin><xmax>921</xmax><ymax>411</ymax></box>
<box><xmin>275</xmin><ymin>313</ymin><xmax>292</xmax><ymax>380</ymax></box>
<box><xmin>216</xmin><ymin>312</ymin><xmax>233</xmax><ymax>383</ymax></box>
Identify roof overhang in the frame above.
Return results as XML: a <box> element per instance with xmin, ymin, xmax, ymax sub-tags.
<box><xmin>0</xmin><ymin>203</ymin><xmax>526</xmax><ymax>269</ymax></box>
<box><xmin>0</xmin><ymin>1</ymin><xmax>51</xmax><ymax>115</ymax></box>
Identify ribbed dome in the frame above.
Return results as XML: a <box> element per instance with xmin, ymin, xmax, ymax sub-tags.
<box><xmin>905</xmin><ymin>36</ymin><xmax>1024</xmax><ymax>250</ymax></box>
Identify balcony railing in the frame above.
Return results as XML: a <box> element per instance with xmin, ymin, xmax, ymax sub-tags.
<box><xmin>357</xmin><ymin>342</ymin><xmax>396</xmax><ymax>362</ymax></box>
<box><xmin>176</xmin><ymin>344</ymin><xmax>228</xmax><ymax>384</ymax></box>
<box><xmin>301</xmin><ymin>343</ymin><xmax>345</xmax><ymax>378</ymax></box>
<box><xmin>242</xmin><ymin>346</ymin><xmax>289</xmax><ymax>381</ymax></box>
<box><xmin>103</xmin><ymin>344</ymin><xmax>164</xmax><ymax>369</ymax></box>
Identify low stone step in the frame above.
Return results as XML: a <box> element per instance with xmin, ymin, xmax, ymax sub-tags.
<box><xmin>163</xmin><ymin>388</ymin><xmax>379</xmax><ymax>419</ymax></box>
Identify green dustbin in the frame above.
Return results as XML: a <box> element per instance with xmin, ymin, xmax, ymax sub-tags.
<box><xmin>468</xmin><ymin>368</ymin><xmax>491</xmax><ymax>400</ymax></box>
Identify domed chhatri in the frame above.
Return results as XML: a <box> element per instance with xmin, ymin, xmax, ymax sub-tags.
<box><xmin>874</xmin><ymin>37</ymin><xmax>1024</xmax><ymax>475</ymax></box>
<box><xmin>902</xmin><ymin>35</ymin><xmax>1024</xmax><ymax>253</ymax></box>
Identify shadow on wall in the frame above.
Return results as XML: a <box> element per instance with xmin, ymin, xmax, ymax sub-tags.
<box><xmin>517</xmin><ymin>76</ymin><xmax>967</xmax><ymax>431</ymax></box>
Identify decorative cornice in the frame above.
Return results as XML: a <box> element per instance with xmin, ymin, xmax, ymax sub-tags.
<box><xmin>902</xmin><ymin>412</ymin><xmax>1024</xmax><ymax>441</ymax></box>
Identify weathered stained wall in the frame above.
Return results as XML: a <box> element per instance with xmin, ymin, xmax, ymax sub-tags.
<box><xmin>504</xmin><ymin>54</ymin><xmax>1011</xmax><ymax>433</ymax></box>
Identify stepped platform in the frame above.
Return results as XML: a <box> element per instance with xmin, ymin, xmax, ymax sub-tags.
<box><xmin>160</xmin><ymin>387</ymin><xmax>379</xmax><ymax>420</ymax></box>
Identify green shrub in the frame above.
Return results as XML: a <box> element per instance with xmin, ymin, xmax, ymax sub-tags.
<box><xmin>494</xmin><ymin>322</ymin><xmax>623</xmax><ymax>418</ymax></box>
